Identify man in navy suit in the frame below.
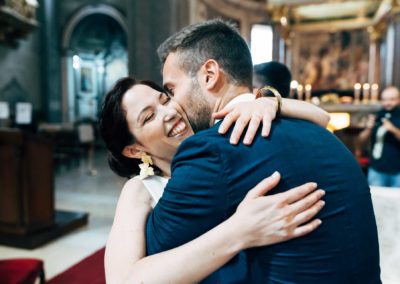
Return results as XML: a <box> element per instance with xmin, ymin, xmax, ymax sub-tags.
<box><xmin>146</xmin><ymin>19</ymin><xmax>381</xmax><ymax>283</ymax></box>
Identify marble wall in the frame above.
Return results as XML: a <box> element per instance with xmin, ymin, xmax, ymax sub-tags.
<box><xmin>0</xmin><ymin>32</ymin><xmax>42</xmax><ymax>116</ymax></box>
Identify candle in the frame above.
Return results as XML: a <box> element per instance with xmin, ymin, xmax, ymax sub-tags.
<box><xmin>297</xmin><ymin>84</ymin><xmax>304</xmax><ymax>101</ymax></box>
<box><xmin>371</xmin><ymin>84</ymin><xmax>379</xmax><ymax>103</ymax></box>
<box><xmin>362</xmin><ymin>83</ymin><xmax>370</xmax><ymax>104</ymax></box>
<box><xmin>305</xmin><ymin>84</ymin><xmax>312</xmax><ymax>102</ymax></box>
<box><xmin>354</xmin><ymin>83</ymin><xmax>361</xmax><ymax>104</ymax></box>
<box><xmin>290</xmin><ymin>80</ymin><xmax>298</xmax><ymax>99</ymax></box>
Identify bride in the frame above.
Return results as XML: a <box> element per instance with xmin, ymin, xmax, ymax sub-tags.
<box><xmin>99</xmin><ymin>77</ymin><xmax>329</xmax><ymax>283</ymax></box>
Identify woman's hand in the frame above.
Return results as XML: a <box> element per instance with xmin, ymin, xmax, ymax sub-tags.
<box><xmin>231</xmin><ymin>172</ymin><xmax>325</xmax><ymax>249</ymax></box>
<box><xmin>213</xmin><ymin>97</ymin><xmax>278</xmax><ymax>145</ymax></box>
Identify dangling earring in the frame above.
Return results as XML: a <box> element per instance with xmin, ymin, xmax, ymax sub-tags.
<box><xmin>139</xmin><ymin>152</ymin><xmax>155</xmax><ymax>179</ymax></box>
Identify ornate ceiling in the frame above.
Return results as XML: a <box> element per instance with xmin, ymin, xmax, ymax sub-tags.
<box><xmin>203</xmin><ymin>0</ymin><xmax>398</xmax><ymax>31</ymax></box>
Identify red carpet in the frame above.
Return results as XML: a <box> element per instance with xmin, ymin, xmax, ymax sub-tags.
<box><xmin>47</xmin><ymin>247</ymin><xmax>105</xmax><ymax>284</ymax></box>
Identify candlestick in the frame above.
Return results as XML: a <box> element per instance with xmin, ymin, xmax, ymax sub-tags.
<box><xmin>362</xmin><ymin>83</ymin><xmax>370</xmax><ymax>104</ymax></box>
<box><xmin>371</xmin><ymin>84</ymin><xmax>379</xmax><ymax>103</ymax></box>
<box><xmin>297</xmin><ymin>84</ymin><xmax>304</xmax><ymax>101</ymax></box>
<box><xmin>289</xmin><ymin>80</ymin><xmax>298</xmax><ymax>99</ymax></box>
<box><xmin>354</xmin><ymin>83</ymin><xmax>361</xmax><ymax>104</ymax></box>
<box><xmin>305</xmin><ymin>84</ymin><xmax>312</xmax><ymax>102</ymax></box>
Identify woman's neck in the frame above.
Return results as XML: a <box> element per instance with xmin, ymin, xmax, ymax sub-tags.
<box><xmin>152</xmin><ymin>157</ymin><xmax>171</xmax><ymax>177</ymax></box>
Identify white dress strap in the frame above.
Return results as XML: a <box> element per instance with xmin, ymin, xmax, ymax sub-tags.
<box><xmin>141</xmin><ymin>175</ymin><xmax>168</xmax><ymax>207</ymax></box>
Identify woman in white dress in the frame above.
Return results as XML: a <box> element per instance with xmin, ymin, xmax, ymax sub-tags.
<box><xmin>99</xmin><ymin>77</ymin><xmax>330</xmax><ymax>283</ymax></box>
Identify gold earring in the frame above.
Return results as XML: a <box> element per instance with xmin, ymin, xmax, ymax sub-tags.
<box><xmin>139</xmin><ymin>152</ymin><xmax>155</xmax><ymax>179</ymax></box>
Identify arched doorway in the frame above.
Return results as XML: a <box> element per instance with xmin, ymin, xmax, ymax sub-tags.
<box><xmin>61</xmin><ymin>5</ymin><xmax>128</xmax><ymax>122</ymax></box>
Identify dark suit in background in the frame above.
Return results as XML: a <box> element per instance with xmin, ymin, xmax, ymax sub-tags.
<box><xmin>146</xmin><ymin>118</ymin><xmax>381</xmax><ymax>283</ymax></box>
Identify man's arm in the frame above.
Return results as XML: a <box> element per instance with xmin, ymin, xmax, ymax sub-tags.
<box><xmin>146</xmin><ymin>137</ymin><xmax>227</xmax><ymax>254</ymax></box>
<box><xmin>358</xmin><ymin>114</ymin><xmax>375</xmax><ymax>146</ymax></box>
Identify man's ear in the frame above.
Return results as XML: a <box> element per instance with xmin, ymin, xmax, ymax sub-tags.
<box><xmin>199</xmin><ymin>59</ymin><xmax>223</xmax><ymax>91</ymax></box>
<box><xmin>122</xmin><ymin>144</ymin><xmax>142</xmax><ymax>159</ymax></box>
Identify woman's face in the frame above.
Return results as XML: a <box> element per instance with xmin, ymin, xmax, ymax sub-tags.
<box><xmin>122</xmin><ymin>84</ymin><xmax>194</xmax><ymax>162</ymax></box>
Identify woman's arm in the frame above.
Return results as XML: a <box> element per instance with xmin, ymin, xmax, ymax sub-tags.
<box><xmin>214</xmin><ymin>97</ymin><xmax>330</xmax><ymax>145</ymax></box>
<box><xmin>105</xmin><ymin>173</ymin><xmax>324</xmax><ymax>284</ymax></box>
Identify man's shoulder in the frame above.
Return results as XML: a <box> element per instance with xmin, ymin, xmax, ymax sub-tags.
<box><xmin>173</xmin><ymin>118</ymin><xmax>324</xmax><ymax>160</ymax></box>
<box><xmin>177</xmin><ymin>123</ymin><xmax>224</xmax><ymax>150</ymax></box>
<box><xmin>171</xmin><ymin>123</ymin><xmax>224</xmax><ymax>166</ymax></box>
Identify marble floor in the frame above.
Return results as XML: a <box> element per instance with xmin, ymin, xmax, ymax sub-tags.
<box><xmin>0</xmin><ymin>150</ymin><xmax>399</xmax><ymax>282</ymax></box>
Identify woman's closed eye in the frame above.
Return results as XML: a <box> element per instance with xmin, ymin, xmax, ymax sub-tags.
<box><xmin>143</xmin><ymin>112</ymin><xmax>155</xmax><ymax>125</ymax></box>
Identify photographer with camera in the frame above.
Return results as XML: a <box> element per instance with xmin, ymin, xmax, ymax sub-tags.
<box><xmin>359</xmin><ymin>86</ymin><xmax>400</xmax><ymax>187</ymax></box>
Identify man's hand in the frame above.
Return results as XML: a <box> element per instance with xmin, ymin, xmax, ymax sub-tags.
<box><xmin>232</xmin><ymin>172</ymin><xmax>325</xmax><ymax>249</ymax></box>
<box><xmin>382</xmin><ymin>118</ymin><xmax>400</xmax><ymax>140</ymax></box>
<box><xmin>365</xmin><ymin>114</ymin><xmax>376</xmax><ymax>130</ymax></box>
<box><xmin>213</xmin><ymin>98</ymin><xmax>278</xmax><ymax>145</ymax></box>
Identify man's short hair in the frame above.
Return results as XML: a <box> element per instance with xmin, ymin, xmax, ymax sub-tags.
<box><xmin>253</xmin><ymin>61</ymin><xmax>292</xmax><ymax>98</ymax></box>
<box><xmin>157</xmin><ymin>19</ymin><xmax>253</xmax><ymax>88</ymax></box>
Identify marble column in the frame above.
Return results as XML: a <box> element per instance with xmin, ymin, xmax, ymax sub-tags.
<box><xmin>127</xmin><ymin>0</ymin><xmax>190</xmax><ymax>84</ymax></box>
<box><xmin>368</xmin><ymin>24</ymin><xmax>384</xmax><ymax>85</ymax></box>
<box><xmin>272</xmin><ymin>24</ymin><xmax>283</xmax><ymax>63</ymax></box>
<box><xmin>391</xmin><ymin>12</ymin><xmax>400</xmax><ymax>87</ymax></box>
<box><xmin>38</xmin><ymin>0</ymin><xmax>62</xmax><ymax>122</ymax></box>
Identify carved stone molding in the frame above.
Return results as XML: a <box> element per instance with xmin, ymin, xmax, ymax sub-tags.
<box><xmin>0</xmin><ymin>0</ymin><xmax>38</xmax><ymax>46</ymax></box>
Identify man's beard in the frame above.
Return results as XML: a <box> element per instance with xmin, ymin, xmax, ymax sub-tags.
<box><xmin>187</xmin><ymin>79</ymin><xmax>213</xmax><ymax>133</ymax></box>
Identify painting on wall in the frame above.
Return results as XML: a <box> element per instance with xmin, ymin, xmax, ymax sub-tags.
<box><xmin>291</xmin><ymin>29</ymin><xmax>369</xmax><ymax>90</ymax></box>
<box><xmin>80</xmin><ymin>66</ymin><xmax>94</xmax><ymax>93</ymax></box>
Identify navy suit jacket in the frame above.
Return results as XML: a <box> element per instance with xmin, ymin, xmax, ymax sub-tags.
<box><xmin>146</xmin><ymin>118</ymin><xmax>381</xmax><ymax>283</ymax></box>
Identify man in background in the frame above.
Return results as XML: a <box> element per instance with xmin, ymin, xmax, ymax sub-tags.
<box><xmin>253</xmin><ymin>61</ymin><xmax>292</xmax><ymax>97</ymax></box>
<box><xmin>359</xmin><ymin>86</ymin><xmax>400</xmax><ymax>187</ymax></box>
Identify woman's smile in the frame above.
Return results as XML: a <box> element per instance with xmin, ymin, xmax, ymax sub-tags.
<box><xmin>168</xmin><ymin>118</ymin><xmax>189</xmax><ymax>138</ymax></box>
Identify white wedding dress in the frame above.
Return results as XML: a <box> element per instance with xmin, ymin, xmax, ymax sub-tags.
<box><xmin>140</xmin><ymin>175</ymin><xmax>168</xmax><ymax>207</ymax></box>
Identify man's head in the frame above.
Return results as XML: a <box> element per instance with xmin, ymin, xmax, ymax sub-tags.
<box><xmin>381</xmin><ymin>86</ymin><xmax>400</xmax><ymax>111</ymax></box>
<box><xmin>158</xmin><ymin>19</ymin><xmax>253</xmax><ymax>132</ymax></box>
<box><xmin>253</xmin><ymin>61</ymin><xmax>292</xmax><ymax>98</ymax></box>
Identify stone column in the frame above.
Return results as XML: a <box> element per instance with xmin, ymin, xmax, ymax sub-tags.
<box><xmin>39</xmin><ymin>0</ymin><xmax>62</xmax><ymax>122</ymax></box>
<box><xmin>391</xmin><ymin>12</ymin><xmax>400</xmax><ymax>87</ymax></box>
<box><xmin>272</xmin><ymin>24</ymin><xmax>283</xmax><ymax>62</ymax></box>
<box><xmin>127</xmin><ymin>0</ymin><xmax>190</xmax><ymax>84</ymax></box>
<box><xmin>368</xmin><ymin>24</ymin><xmax>384</xmax><ymax>85</ymax></box>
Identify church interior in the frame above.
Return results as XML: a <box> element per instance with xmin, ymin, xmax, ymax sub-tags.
<box><xmin>0</xmin><ymin>0</ymin><xmax>399</xmax><ymax>283</ymax></box>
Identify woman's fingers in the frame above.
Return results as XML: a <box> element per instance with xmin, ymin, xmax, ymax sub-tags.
<box><xmin>288</xmin><ymin>189</ymin><xmax>325</xmax><ymax>215</ymax></box>
<box><xmin>291</xmin><ymin>219</ymin><xmax>322</xmax><ymax>238</ymax></box>
<box><xmin>262</xmin><ymin>114</ymin><xmax>273</xmax><ymax>137</ymax></box>
<box><xmin>291</xmin><ymin>200</ymin><xmax>325</xmax><ymax>227</ymax></box>
<box><xmin>281</xmin><ymin>182</ymin><xmax>319</xmax><ymax>204</ymax></box>
<box><xmin>218</xmin><ymin>111</ymin><xmax>239</xmax><ymax>134</ymax></box>
<box><xmin>243</xmin><ymin>172</ymin><xmax>281</xmax><ymax>200</ymax></box>
<box><xmin>243</xmin><ymin>114</ymin><xmax>263</xmax><ymax>145</ymax></box>
<box><xmin>229</xmin><ymin>116</ymin><xmax>250</xmax><ymax>144</ymax></box>
<box><xmin>213</xmin><ymin>106</ymin><xmax>233</xmax><ymax>120</ymax></box>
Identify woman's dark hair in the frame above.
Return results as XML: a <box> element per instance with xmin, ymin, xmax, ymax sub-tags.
<box><xmin>99</xmin><ymin>76</ymin><xmax>165</xmax><ymax>178</ymax></box>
